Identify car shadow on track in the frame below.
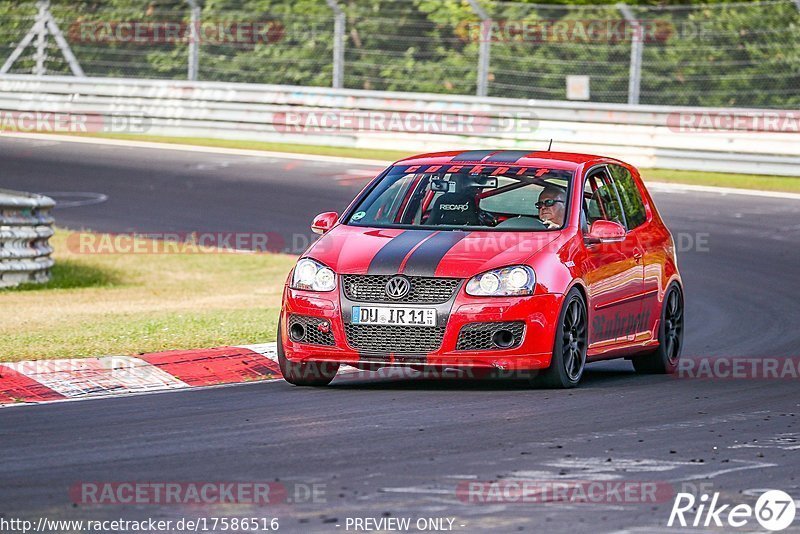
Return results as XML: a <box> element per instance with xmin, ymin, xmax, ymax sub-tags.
<box><xmin>325</xmin><ymin>361</ymin><xmax>670</xmax><ymax>392</ymax></box>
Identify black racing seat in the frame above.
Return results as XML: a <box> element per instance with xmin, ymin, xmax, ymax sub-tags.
<box><xmin>427</xmin><ymin>192</ymin><xmax>481</xmax><ymax>226</ymax></box>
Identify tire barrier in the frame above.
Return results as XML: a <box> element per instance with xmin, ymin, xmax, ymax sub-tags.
<box><xmin>0</xmin><ymin>189</ymin><xmax>55</xmax><ymax>288</ymax></box>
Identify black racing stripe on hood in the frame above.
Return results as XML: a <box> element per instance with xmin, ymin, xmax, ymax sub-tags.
<box><xmin>400</xmin><ymin>231</ymin><xmax>469</xmax><ymax>277</ymax></box>
<box><xmin>450</xmin><ymin>150</ymin><xmax>498</xmax><ymax>162</ymax></box>
<box><xmin>367</xmin><ymin>230</ymin><xmax>435</xmax><ymax>275</ymax></box>
<box><xmin>485</xmin><ymin>150</ymin><xmax>535</xmax><ymax>163</ymax></box>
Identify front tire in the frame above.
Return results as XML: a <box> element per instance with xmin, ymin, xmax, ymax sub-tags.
<box><xmin>533</xmin><ymin>288</ymin><xmax>587</xmax><ymax>389</ymax></box>
<box><xmin>277</xmin><ymin>321</ymin><xmax>339</xmax><ymax>386</ymax></box>
<box><xmin>632</xmin><ymin>283</ymin><xmax>684</xmax><ymax>374</ymax></box>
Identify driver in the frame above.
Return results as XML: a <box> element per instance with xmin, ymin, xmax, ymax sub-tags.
<box><xmin>536</xmin><ymin>186</ymin><xmax>566</xmax><ymax>228</ymax></box>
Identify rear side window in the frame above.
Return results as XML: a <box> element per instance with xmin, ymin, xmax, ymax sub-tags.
<box><xmin>584</xmin><ymin>170</ymin><xmax>625</xmax><ymax>227</ymax></box>
<box><xmin>609</xmin><ymin>165</ymin><xmax>647</xmax><ymax>229</ymax></box>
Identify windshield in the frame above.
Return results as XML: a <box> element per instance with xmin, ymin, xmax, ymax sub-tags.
<box><xmin>346</xmin><ymin>164</ymin><xmax>574</xmax><ymax>231</ymax></box>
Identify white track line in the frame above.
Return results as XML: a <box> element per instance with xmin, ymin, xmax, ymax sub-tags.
<box><xmin>0</xmin><ymin>132</ymin><xmax>390</xmax><ymax>166</ymax></box>
<box><xmin>646</xmin><ymin>181</ymin><xmax>800</xmax><ymax>201</ymax></box>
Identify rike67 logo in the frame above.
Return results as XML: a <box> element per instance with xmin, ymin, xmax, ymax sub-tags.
<box><xmin>668</xmin><ymin>490</ymin><xmax>796</xmax><ymax>531</ymax></box>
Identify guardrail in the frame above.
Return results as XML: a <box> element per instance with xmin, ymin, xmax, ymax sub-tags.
<box><xmin>0</xmin><ymin>189</ymin><xmax>55</xmax><ymax>288</ymax></box>
<box><xmin>0</xmin><ymin>74</ymin><xmax>798</xmax><ymax>176</ymax></box>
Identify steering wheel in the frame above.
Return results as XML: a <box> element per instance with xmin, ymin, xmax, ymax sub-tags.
<box><xmin>494</xmin><ymin>214</ymin><xmax>547</xmax><ymax>230</ymax></box>
<box><xmin>478</xmin><ymin>210</ymin><xmax>498</xmax><ymax>227</ymax></box>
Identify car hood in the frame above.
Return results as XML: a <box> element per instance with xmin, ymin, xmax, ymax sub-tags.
<box><xmin>305</xmin><ymin>225</ymin><xmax>560</xmax><ymax>279</ymax></box>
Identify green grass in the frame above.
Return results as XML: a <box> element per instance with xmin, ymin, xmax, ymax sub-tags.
<box><xmin>0</xmin><ymin>229</ymin><xmax>295</xmax><ymax>361</ymax></box>
<box><xmin>642</xmin><ymin>168</ymin><xmax>800</xmax><ymax>193</ymax></box>
<box><xmin>10</xmin><ymin>259</ymin><xmax>123</xmax><ymax>291</ymax></box>
<box><xmin>82</xmin><ymin>133</ymin><xmax>800</xmax><ymax>193</ymax></box>
<box><xmin>2</xmin><ymin>308</ymin><xmax>281</xmax><ymax>361</ymax></box>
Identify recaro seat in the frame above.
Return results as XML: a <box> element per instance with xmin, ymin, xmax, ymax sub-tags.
<box><xmin>427</xmin><ymin>191</ymin><xmax>481</xmax><ymax>226</ymax></box>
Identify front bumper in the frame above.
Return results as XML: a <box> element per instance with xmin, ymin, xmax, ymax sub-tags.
<box><xmin>281</xmin><ymin>286</ymin><xmax>563</xmax><ymax>371</ymax></box>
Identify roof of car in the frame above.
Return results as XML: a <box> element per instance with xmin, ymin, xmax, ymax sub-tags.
<box><xmin>394</xmin><ymin>149</ymin><xmax>617</xmax><ymax>170</ymax></box>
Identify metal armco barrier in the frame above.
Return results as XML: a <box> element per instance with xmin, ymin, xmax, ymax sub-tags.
<box><xmin>0</xmin><ymin>189</ymin><xmax>55</xmax><ymax>288</ymax></box>
<box><xmin>0</xmin><ymin>74</ymin><xmax>798</xmax><ymax>176</ymax></box>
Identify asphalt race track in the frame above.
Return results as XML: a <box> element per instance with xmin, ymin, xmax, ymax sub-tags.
<box><xmin>1</xmin><ymin>136</ymin><xmax>799</xmax><ymax>533</ymax></box>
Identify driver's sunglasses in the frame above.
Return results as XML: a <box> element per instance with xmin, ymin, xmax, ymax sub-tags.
<box><xmin>535</xmin><ymin>199</ymin><xmax>564</xmax><ymax>209</ymax></box>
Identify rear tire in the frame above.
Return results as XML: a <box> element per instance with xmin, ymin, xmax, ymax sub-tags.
<box><xmin>533</xmin><ymin>288</ymin><xmax>587</xmax><ymax>389</ymax></box>
<box><xmin>632</xmin><ymin>283</ymin><xmax>684</xmax><ymax>374</ymax></box>
<box><xmin>277</xmin><ymin>321</ymin><xmax>339</xmax><ymax>386</ymax></box>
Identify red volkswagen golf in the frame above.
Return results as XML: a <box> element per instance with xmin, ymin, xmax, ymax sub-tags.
<box><xmin>279</xmin><ymin>150</ymin><xmax>684</xmax><ymax>388</ymax></box>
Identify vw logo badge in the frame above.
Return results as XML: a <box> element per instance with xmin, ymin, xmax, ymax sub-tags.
<box><xmin>385</xmin><ymin>276</ymin><xmax>411</xmax><ymax>300</ymax></box>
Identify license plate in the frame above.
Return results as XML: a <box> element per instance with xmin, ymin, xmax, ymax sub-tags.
<box><xmin>352</xmin><ymin>306</ymin><xmax>437</xmax><ymax>327</ymax></box>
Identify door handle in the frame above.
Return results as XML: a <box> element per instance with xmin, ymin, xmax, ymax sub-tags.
<box><xmin>633</xmin><ymin>248</ymin><xmax>643</xmax><ymax>261</ymax></box>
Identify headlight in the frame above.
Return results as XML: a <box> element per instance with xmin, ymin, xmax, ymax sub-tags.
<box><xmin>466</xmin><ymin>265</ymin><xmax>536</xmax><ymax>297</ymax></box>
<box><xmin>291</xmin><ymin>258</ymin><xmax>336</xmax><ymax>292</ymax></box>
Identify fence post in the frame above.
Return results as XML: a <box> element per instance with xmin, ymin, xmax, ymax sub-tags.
<box><xmin>186</xmin><ymin>0</ymin><xmax>200</xmax><ymax>81</ymax></box>
<box><xmin>617</xmin><ymin>3</ymin><xmax>642</xmax><ymax>105</ymax></box>
<box><xmin>466</xmin><ymin>0</ymin><xmax>491</xmax><ymax>97</ymax></box>
<box><xmin>33</xmin><ymin>1</ymin><xmax>49</xmax><ymax>75</ymax></box>
<box><xmin>326</xmin><ymin>0</ymin><xmax>345</xmax><ymax>89</ymax></box>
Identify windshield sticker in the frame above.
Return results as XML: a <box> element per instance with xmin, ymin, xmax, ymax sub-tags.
<box><xmin>402</xmin><ymin>164</ymin><xmax>563</xmax><ymax>178</ymax></box>
<box><xmin>351</xmin><ymin>211</ymin><xmax>366</xmax><ymax>221</ymax></box>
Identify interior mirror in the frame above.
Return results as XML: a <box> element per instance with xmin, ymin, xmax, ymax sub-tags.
<box><xmin>585</xmin><ymin>219</ymin><xmax>626</xmax><ymax>244</ymax></box>
<box><xmin>311</xmin><ymin>212</ymin><xmax>339</xmax><ymax>235</ymax></box>
<box><xmin>471</xmin><ymin>176</ymin><xmax>498</xmax><ymax>188</ymax></box>
<box><xmin>431</xmin><ymin>179</ymin><xmax>451</xmax><ymax>192</ymax></box>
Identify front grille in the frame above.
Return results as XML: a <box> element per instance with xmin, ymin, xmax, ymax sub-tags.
<box><xmin>456</xmin><ymin>321</ymin><xmax>525</xmax><ymax>351</ymax></box>
<box><xmin>287</xmin><ymin>315</ymin><xmax>335</xmax><ymax>346</ymax></box>
<box><xmin>344</xmin><ymin>324</ymin><xmax>446</xmax><ymax>354</ymax></box>
<box><xmin>342</xmin><ymin>275</ymin><xmax>460</xmax><ymax>304</ymax></box>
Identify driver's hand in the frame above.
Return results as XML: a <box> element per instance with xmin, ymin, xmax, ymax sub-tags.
<box><xmin>542</xmin><ymin>219</ymin><xmax>559</xmax><ymax>229</ymax></box>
